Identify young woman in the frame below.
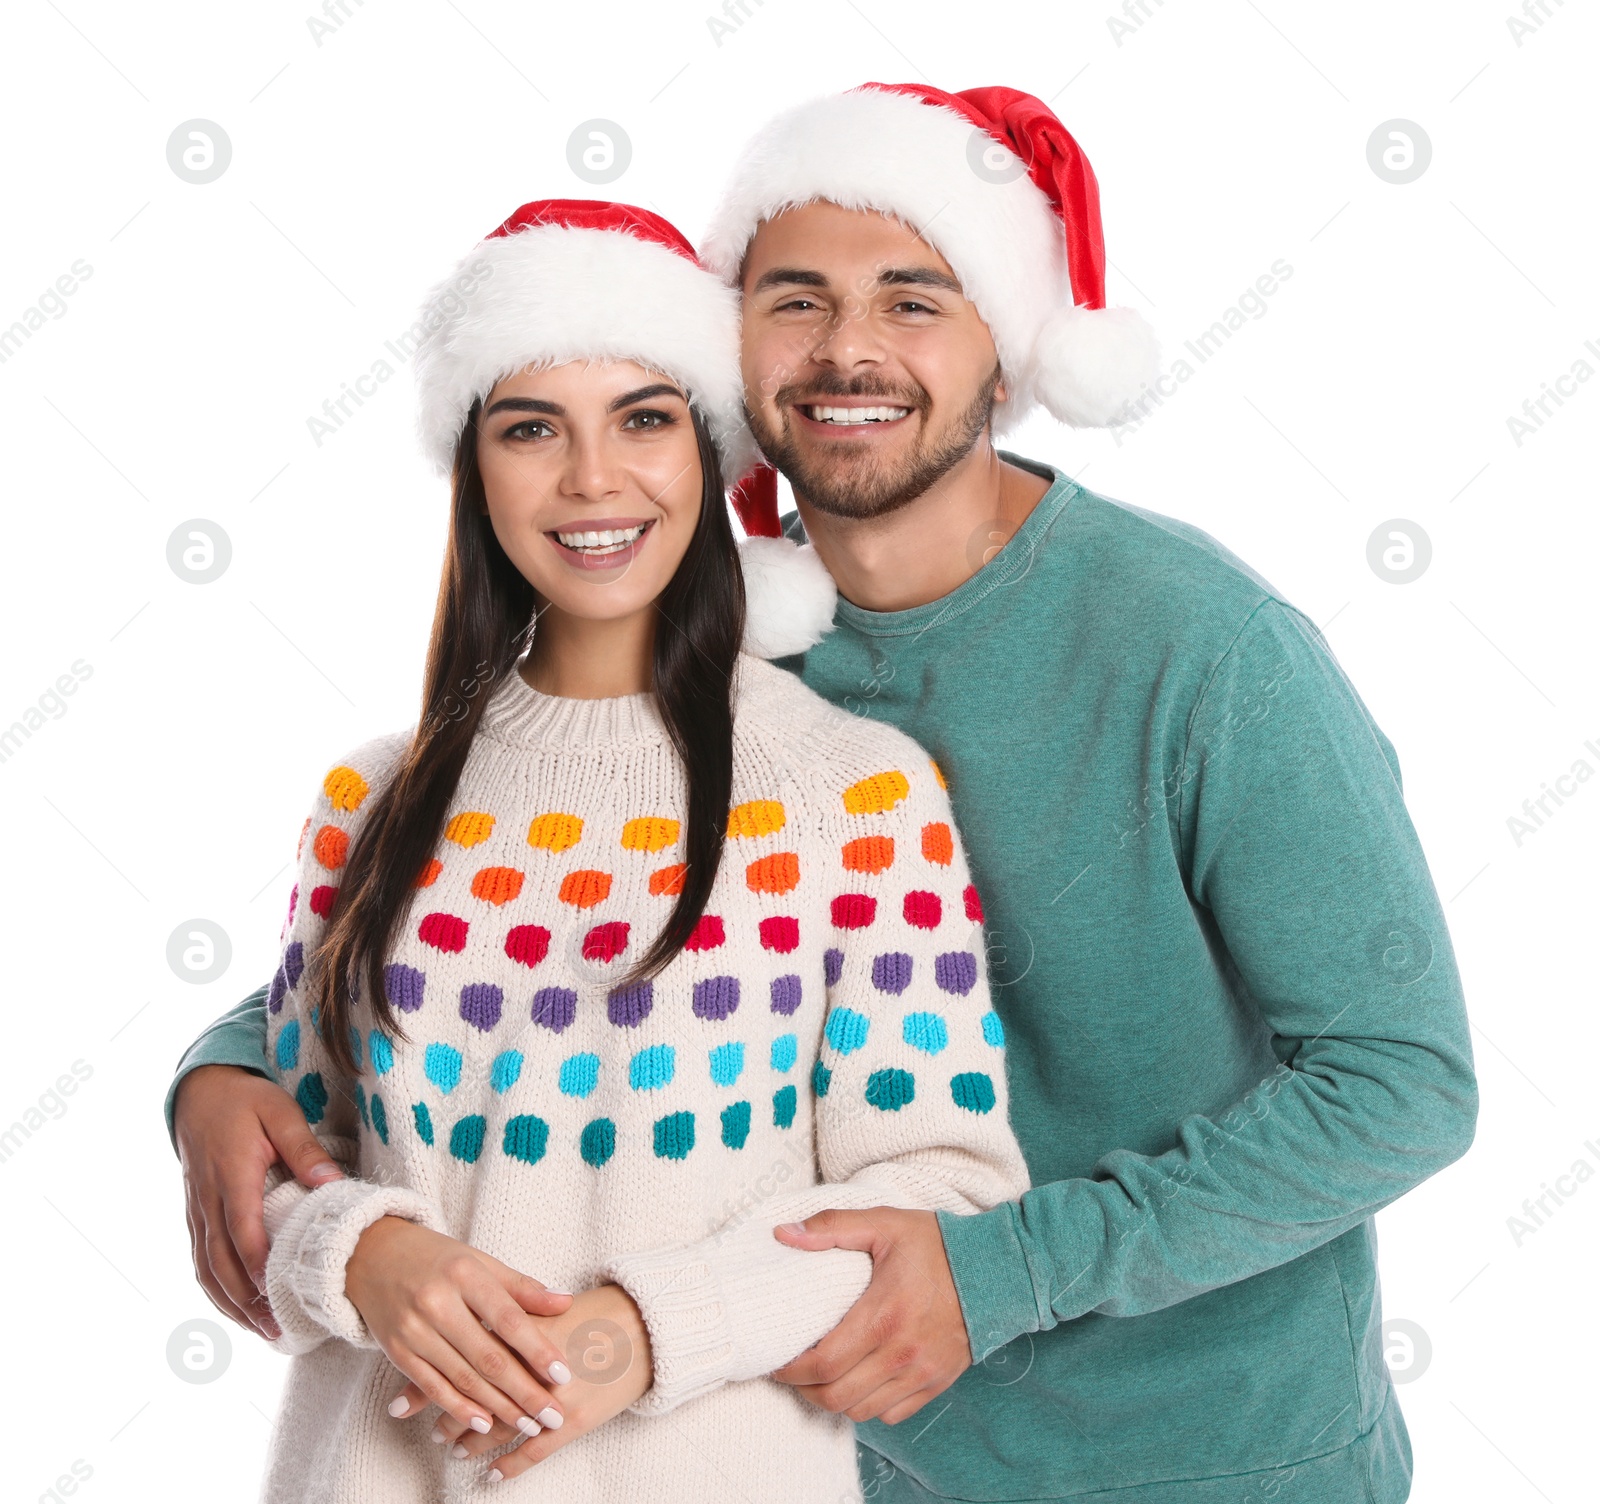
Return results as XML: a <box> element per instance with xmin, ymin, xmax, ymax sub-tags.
<box><xmin>255</xmin><ymin>198</ymin><xmax>1028</xmax><ymax>1502</ymax></box>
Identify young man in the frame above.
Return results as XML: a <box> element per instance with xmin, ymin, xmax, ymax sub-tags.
<box><xmin>168</xmin><ymin>84</ymin><xmax>1476</xmax><ymax>1503</ymax></box>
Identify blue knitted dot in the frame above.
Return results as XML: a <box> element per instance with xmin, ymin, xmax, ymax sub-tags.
<box><xmin>769</xmin><ymin>974</ymin><xmax>803</xmax><ymax>1015</ymax></box>
<box><xmin>773</xmin><ymin>1084</ymin><xmax>797</xmax><ymax>1129</ymax></box>
<box><xmin>981</xmin><ymin>1011</ymin><xmax>1006</xmax><ymax>1047</ymax></box>
<box><xmin>369</xmin><ymin>1090</ymin><xmax>388</xmax><ymax>1144</ymax></box>
<box><xmin>559</xmin><ymin>1052</ymin><xmax>600</xmax><ymax>1098</ymax></box>
<box><xmin>709</xmin><ymin>1042</ymin><xmax>745</xmax><ymax>1087</ymax></box>
<box><xmin>902</xmin><ymin>1012</ymin><xmax>949</xmax><ymax>1055</ymax></box>
<box><xmin>369</xmin><ymin>1030</ymin><xmax>394</xmax><ymax>1075</ymax></box>
<box><xmin>424</xmin><ymin>1042</ymin><xmax>462</xmax><ymax>1094</ymax></box>
<box><xmin>812</xmin><ymin>1060</ymin><xmax>832</xmax><ymax>1098</ymax></box>
<box><xmin>951</xmin><ymin>1072</ymin><xmax>996</xmax><ymax>1114</ymax></box>
<box><xmin>411</xmin><ymin>1100</ymin><xmax>433</xmax><ymax>1145</ymax></box>
<box><xmin>872</xmin><ymin>952</ymin><xmax>914</xmax><ymax>994</ymax></box>
<box><xmin>490</xmin><ymin>1050</ymin><xmax>524</xmax><ymax>1094</ymax></box>
<box><xmin>450</xmin><ymin>1113</ymin><xmax>487</xmax><ymax>1163</ymax></box>
<box><xmin>653</xmin><ymin>1111</ymin><xmax>695</xmax><ymax>1160</ymax></box>
<box><xmin>347</xmin><ymin>1025</ymin><xmax>363</xmax><ymax>1068</ymax></box>
<box><xmin>823</xmin><ymin>948</ymin><xmax>844</xmax><ymax>986</ymax></box>
<box><xmin>934</xmin><ymin>950</ymin><xmax>979</xmax><ymax>996</ymax></box>
<box><xmin>720</xmin><ymin>1100</ymin><xmax>751</xmax><ymax>1149</ymax></box>
<box><xmin>296</xmin><ymin>1072</ymin><xmax>328</xmax><ymax>1125</ymax></box>
<box><xmin>580</xmin><ymin>1118</ymin><xmax>616</xmax><ymax>1167</ymax></box>
<box><xmin>824</xmin><ymin>1007</ymin><xmax>870</xmax><ymax>1055</ymax></box>
<box><xmin>503</xmin><ymin>1113</ymin><xmax>549</xmax><ymax>1164</ymax></box>
<box><xmin>630</xmin><ymin>1044</ymin><xmax>676</xmax><ymax>1091</ymax></box>
<box><xmin>865</xmin><ymin>1068</ymin><xmax>915</xmax><ymax>1112</ymax></box>
<box><xmin>770</xmin><ymin>1033</ymin><xmax>798</xmax><ymax>1073</ymax></box>
<box><xmin>275</xmin><ymin>1020</ymin><xmax>300</xmax><ymax>1073</ymax></box>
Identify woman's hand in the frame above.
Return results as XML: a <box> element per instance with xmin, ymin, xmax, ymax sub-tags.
<box><xmin>389</xmin><ymin>1283</ymin><xmax>653</xmax><ymax>1483</ymax></box>
<box><xmin>345</xmin><ymin>1216</ymin><xmax>575</xmax><ymax>1438</ymax></box>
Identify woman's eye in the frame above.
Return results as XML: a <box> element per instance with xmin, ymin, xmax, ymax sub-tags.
<box><xmin>505</xmin><ymin>420</ymin><xmax>553</xmax><ymax>441</ymax></box>
<box><xmin>622</xmin><ymin>409</ymin><xmax>674</xmax><ymax>430</ymax></box>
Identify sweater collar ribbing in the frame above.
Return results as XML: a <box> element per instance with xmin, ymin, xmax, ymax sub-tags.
<box><xmin>477</xmin><ymin>664</ymin><xmax>669</xmax><ymax>751</ymax></box>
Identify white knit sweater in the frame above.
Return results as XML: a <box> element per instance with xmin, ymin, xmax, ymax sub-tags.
<box><xmin>258</xmin><ymin>652</ymin><xmax>1030</xmax><ymax>1503</ymax></box>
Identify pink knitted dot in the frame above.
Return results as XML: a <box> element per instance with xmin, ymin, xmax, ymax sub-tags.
<box><xmin>831</xmin><ymin>893</ymin><xmax>877</xmax><ymax>930</ymax></box>
<box><xmin>904</xmin><ymin>891</ymin><xmax>941</xmax><ymax>930</ymax></box>
<box><xmin>684</xmin><ymin>914</ymin><xmax>726</xmax><ymax>952</ymax></box>
<box><xmin>963</xmin><ymin>883</ymin><xmax>984</xmax><ymax>923</ymax></box>
<box><xmin>418</xmin><ymin>911</ymin><xmax>468</xmax><ymax>953</ymax></box>
<box><xmin>759</xmin><ymin>916</ymin><xmax>799</xmax><ymax>953</ymax></box>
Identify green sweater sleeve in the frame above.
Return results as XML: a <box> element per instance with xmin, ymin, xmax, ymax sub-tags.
<box><xmin>937</xmin><ymin>599</ymin><xmax>1479</xmax><ymax>1359</ymax></box>
<box><xmin>163</xmin><ymin>983</ymin><xmax>274</xmax><ymax>1152</ymax></box>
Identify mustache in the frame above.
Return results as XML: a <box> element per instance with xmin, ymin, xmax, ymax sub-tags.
<box><xmin>774</xmin><ymin>375</ymin><xmax>930</xmax><ymax>413</ymax></box>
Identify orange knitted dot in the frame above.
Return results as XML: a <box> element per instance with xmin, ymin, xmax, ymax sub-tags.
<box><xmin>313</xmin><ymin>824</ymin><xmax>348</xmax><ymax>870</ymax></box>
<box><xmin>324</xmin><ymin>765</ymin><xmax>369</xmax><ymax>812</ymax></box>
<box><xmin>445</xmin><ymin>811</ymin><xmax>496</xmax><ymax>849</ymax></box>
<box><xmin>471</xmin><ymin>866</ymin><xmax>525</xmax><ymax>906</ymax></box>
<box><xmin>296</xmin><ymin>815</ymin><xmax>312</xmax><ymax>860</ymax></box>
<box><xmin>649</xmin><ymin>863</ymin><xmax>688</xmax><ymax>896</ymax></box>
<box><xmin>528</xmin><ymin>812</ymin><xmax>584</xmax><ymax>853</ymax></box>
<box><xmin>842</xmin><ymin>836</ymin><xmax>895</xmax><ymax>875</ymax></box>
<box><xmin>727</xmin><ymin>799</ymin><xmax>786</xmax><ymax>838</ymax></box>
<box><xmin>415</xmin><ymin>858</ymin><xmax>442</xmax><ymax>888</ymax></box>
<box><xmin>842</xmin><ymin>770</ymin><xmax>910</xmax><ymax>815</ymax></box>
<box><xmin>621</xmin><ymin>816</ymin><xmax>680</xmax><ymax>853</ymax></box>
<box><xmin>930</xmin><ymin>758</ymin><xmax>948</xmax><ymax>790</ymax></box>
<box><xmin>921</xmin><ymin>822</ymin><xmax>953</xmax><ymax>865</ymax></box>
<box><xmin>746</xmin><ymin>852</ymin><xmax>801</xmax><ymax>894</ymax></box>
<box><xmin>559</xmin><ymin>869</ymin><xmax>612</xmax><ymax>908</ymax></box>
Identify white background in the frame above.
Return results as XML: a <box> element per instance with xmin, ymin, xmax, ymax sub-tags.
<box><xmin>0</xmin><ymin>1</ymin><xmax>1594</xmax><ymax>1500</ymax></box>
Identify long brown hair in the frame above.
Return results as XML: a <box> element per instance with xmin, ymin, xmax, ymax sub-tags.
<box><xmin>309</xmin><ymin>402</ymin><xmax>745</xmax><ymax>1074</ymax></box>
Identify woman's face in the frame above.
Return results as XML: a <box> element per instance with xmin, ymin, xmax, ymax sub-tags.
<box><xmin>476</xmin><ymin>358</ymin><xmax>703</xmax><ymax>624</ymax></box>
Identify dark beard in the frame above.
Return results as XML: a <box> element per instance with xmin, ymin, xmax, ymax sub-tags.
<box><xmin>748</xmin><ymin>365</ymin><xmax>1001</xmax><ymax>522</ymax></box>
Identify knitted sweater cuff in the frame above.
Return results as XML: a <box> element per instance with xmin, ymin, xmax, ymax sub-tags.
<box><xmin>264</xmin><ymin>1172</ymin><xmax>447</xmax><ymax>1356</ymax></box>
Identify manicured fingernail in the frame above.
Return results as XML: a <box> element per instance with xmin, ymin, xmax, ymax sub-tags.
<box><xmin>777</xmin><ymin>1222</ymin><xmax>807</xmax><ymax>1235</ymax></box>
<box><xmin>548</xmin><ymin>1360</ymin><xmax>572</xmax><ymax>1384</ymax></box>
<box><xmin>469</xmin><ymin>1416</ymin><xmax>492</xmax><ymax>1434</ymax></box>
<box><xmin>451</xmin><ymin>1444</ymin><xmax>469</xmax><ymax>1459</ymax></box>
<box><xmin>486</xmin><ymin>1470</ymin><xmax>504</xmax><ymax>1484</ymax></box>
<box><xmin>387</xmin><ymin>1394</ymin><xmax>410</xmax><ymax>1418</ymax></box>
<box><xmin>430</xmin><ymin>1427</ymin><xmax>446</xmax><ymax>1445</ymax></box>
<box><xmin>544</xmin><ymin>1287</ymin><xmax>572</xmax><ymax>1297</ymax></box>
<box><xmin>516</xmin><ymin>1416</ymin><xmax>542</xmax><ymax>1437</ymax></box>
<box><xmin>535</xmin><ymin>1406</ymin><xmax>563</xmax><ymax>1430</ymax></box>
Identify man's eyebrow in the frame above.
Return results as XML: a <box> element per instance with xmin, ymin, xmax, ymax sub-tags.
<box><xmin>751</xmin><ymin>267</ymin><xmax>830</xmax><ymax>293</ymax></box>
<box><xmin>607</xmin><ymin>382</ymin><xmax>685</xmax><ymax>411</ymax></box>
<box><xmin>877</xmin><ymin>266</ymin><xmax>965</xmax><ymax>294</ymax></box>
<box><xmin>484</xmin><ymin>396</ymin><xmax>563</xmax><ymax>417</ymax></box>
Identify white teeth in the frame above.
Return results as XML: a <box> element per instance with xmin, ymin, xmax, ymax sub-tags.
<box><xmin>555</xmin><ymin>524</ymin><xmax>648</xmax><ymax>553</ymax></box>
<box><xmin>805</xmin><ymin>405</ymin><xmax>910</xmax><ymax>424</ymax></box>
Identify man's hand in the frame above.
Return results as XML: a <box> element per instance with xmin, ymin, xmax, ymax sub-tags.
<box><xmin>769</xmin><ymin>1207</ymin><xmax>972</xmax><ymax>1425</ymax></box>
<box><xmin>174</xmin><ymin>1064</ymin><xmax>345</xmax><ymax>1339</ymax></box>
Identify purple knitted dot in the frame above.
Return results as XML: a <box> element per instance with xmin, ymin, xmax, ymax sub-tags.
<box><xmin>770</xmin><ymin>974</ymin><xmax>803</xmax><ymax>1016</ymax></box>
<box><xmin>823</xmin><ymin>948</ymin><xmax>845</xmax><ymax>986</ymax></box>
<box><xmin>692</xmin><ymin>975</ymin><xmax>741</xmax><ymax>1021</ymax></box>
<box><xmin>533</xmin><ymin>986</ymin><xmax>579</xmax><ymax>1033</ymax></box>
<box><xmin>459</xmin><ymin>983</ymin><xmax>503</xmax><ymax>1032</ymax></box>
<box><xmin>268</xmin><ymin>970</ymin><xmax>288</xmax><ymax>1015</ymax></box>
<box><xmin>607</xmin><ymin>981</ymin><xmax>653</xmax><ymax>1028</ymax></box>
<box><xmin>871</xmin><ymin>952</ymin><xmax>914</xmax><ymax>995</ymax></box>
<box><xmin>384</xmin><ymin>963</ymin><xmax>426</xmax><ymax>1013</ymax></box>
<box><xmin>283</xmin><ymin>941</ymin><xmax>305</xmax><ymax>990</ymax></box>
<box><xmin>934</xmin><ymin>950</ymin><xmax>979</xmax><ymax>996</ymax></box>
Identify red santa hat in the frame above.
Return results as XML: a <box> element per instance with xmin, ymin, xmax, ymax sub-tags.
<box><xmin>705</xmin><ymin>84</ymin><xmax>1161</xmax><ymax>539</ymax></box>
<box><xmin>411</xmin><ymin>197</ymin><xmax>834</xmax><ymax>658</ymax></box>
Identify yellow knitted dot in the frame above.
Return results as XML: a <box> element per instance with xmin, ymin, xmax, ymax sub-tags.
<box><xmin>728</xmin><ymin>799</ymin><xmax>786</xmax><ymax>838</ymax></box>
<box><xmin>842</xmin><ymin>771</ymin><xmax>910</xmax><ymax>815</ymax></box>
<box><xmin>445</xmin><ymin>811</ymin><xmax>496</xmax><ymax>848</ymax></box>
<box><xmin>324</xmin><ymin>765</ymin><xmax>369</xmax><ymax>812</ymax></box>
<box><xmin>930</xmin><ymin>758</ymin><xmax>947</xmax><ymax>790</ymax></box>
<box><xmin>621</xmin><ymin>816</ymin><xmax>680</xmax><ymax>853</ymax></box>
<box><xmin>527</xmin><ymin>812</ymin><xmax>584</xmax><ymax>852</ymax></box>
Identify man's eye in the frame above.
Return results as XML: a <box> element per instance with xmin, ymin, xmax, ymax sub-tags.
<box><xmin>891</xmin><ymin>300</ymin><xmax>935</xmax><ymax>315</ymax></box>
<box><xmin>776</xmin><ymin>298</ymin><xmax>821</xmax><ymax>313</ymax></box>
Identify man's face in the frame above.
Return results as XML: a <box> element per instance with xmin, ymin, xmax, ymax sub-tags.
<box><xmin>739</xmin><ymin>201</ymin><xmax>1005</xmax><ymax>520</ymax></box>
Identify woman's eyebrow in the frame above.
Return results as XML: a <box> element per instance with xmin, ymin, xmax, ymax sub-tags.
<box><xmin>484</xmin><ymin>396</ymin><xmax>564</xmax><ymax>417</ymax></box>
<box><xmin>607</xmin><ymin>383</ymin><xmax>685</xmax><ymax>411</ymax></box>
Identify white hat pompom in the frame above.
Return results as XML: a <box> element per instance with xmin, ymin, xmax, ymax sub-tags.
<box><xmin>1031</xmin><ymin>303</ymin><xmax>1162</xmax><ymax>428</ymax></box>
<box><xmin>739</xmin><ymin>537</ymin><xmax>838</xmax><ymax>659</ymax></box>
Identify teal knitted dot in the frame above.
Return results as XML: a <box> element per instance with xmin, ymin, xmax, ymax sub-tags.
<box><xmin>580</xmin><ymin>1118</ymin><xmax>616</xmax><ymax>1167</ymax></box>
<box><xmin>824</xmin><ymin>1007</ymin><xmax>870</xmax><ymax>1055</ymax></box>
<box><xmin>503</xmin><ymin>1113</ymin><xmax>549</xmax><ymax>1164</ymax></box>
<box><xmin>412</xmin><ymin>1100</ymin><xmax>433</xmax><ymax>1146</ymax></box>
<box><xmin>490</xmin><ymin>1050</ymin><xmax>524</xmax><ymax>1094</ymax></box>
<box><xmin>902</xmin><ymin>1012</ymin><xmax>949</xmax><ymax>1055</ymax></box>
<box><xmin>951</xmin><ymin>1072</ymin><xmax>996</xmax><ymax>1114</ymax></box>
<box><xmin>630</xmin><ymin>1044</ymin><xmax>676</xmax><ymax>1091</ymax></box>
<box><xmin>981</xmin><ymin>1011</ymin><xmax>1006</xmax><ymax>1048</ymax></box>
<box><xmin>296</xmin><ymin>1071</ymin><xmax>328</xmax><ymax>1125</ymax></box>
<box><xmin>709</xmin><ymin>1041</ymin><xmax>745</xmax><ymax>1087</ymax></box>
<box><xmin>275</xmin><ymin>1020</ymin><xmax>300</xmax><ymax>1073</ymax></box>
<box><xmin>653</xmin><ymin>1110</ymin><xmax>695</xmax><ymax>1160</ymax></box>
<box><xmin>369</xmin><ymin>1030</ymin><xmax>394</xmax><ymax>1074</ymax></box>
<box><xmin>450</xmin><ymin>1113</ymin><xmax>487</xmax><ymax>1163</ymax></box>
<box><xmin>770</xmin><ymin>1033</ymin><xmax>797</xmax><ymax>1072</ymax></box>
<box><xmin>347</xmin><ymin>1026</ymin><xmax>363</xmax><ymax>1069</ymax></box>
<box><xmin>559</xmin><ymin>1053</ymin><xmax>600</xmax><ymax>1098</ymax></box>
<box><xmin>425</xmin><ymin>1043</ymin><xmax>463</xmax><ymax>1095</ymax></box>
<box><xmin>812</xmin><ymin>1060</ymin><xmax>832</xmax><ymax>1098</ymax></box>
<box><xmin>773</xmin><ymin>1084</ymin><xmax>797</xmax><ymax>1129</ymax></box>
<box><xmin>369</xmin><ymin>1091</ymin><xmax>388</xmax><ymax>1144</ymax></box>
<box><xmin>720</xmin><ymin>1100</ymin><xmax>751</xmax><ymax>1149</ymax></box>
<box><xmin>354</xmin><ymin>1080</ymin><xmax>368</xmax><ymax>1129</ymax></box>
<box><xmin>865</xmin><ymin>1068</ymin><xmax>915</xmax><ymax>1112</ymax></box>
